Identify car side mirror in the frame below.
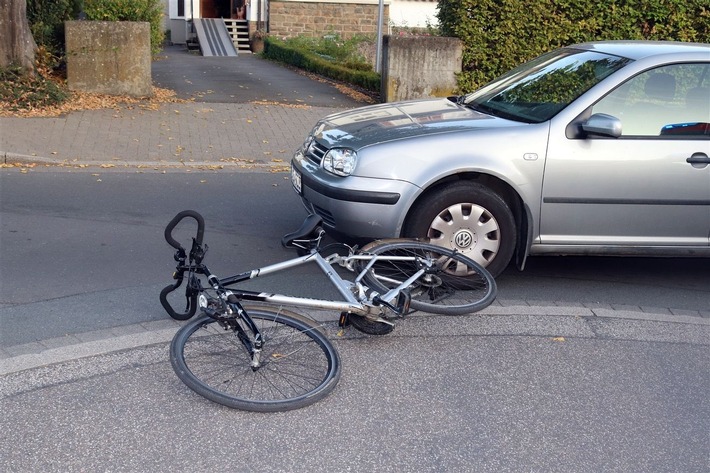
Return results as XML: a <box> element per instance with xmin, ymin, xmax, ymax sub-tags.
<box><xmin>581</xmin><ymin>113</ymin><xmax>622</xmax><ymax>138</ymax></box>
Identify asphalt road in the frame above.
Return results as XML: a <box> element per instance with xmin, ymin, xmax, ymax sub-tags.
<box><xmin>1</xmin><ymin>169</ymin><xmax>708</xmax><ymax>348</ymax></box>
<box><xmin>152</xmin><ymin>45</ymin><xmax>368</xmax><ymax>106</ymax></box>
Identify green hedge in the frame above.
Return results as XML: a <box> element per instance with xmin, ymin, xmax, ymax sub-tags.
<box><xmin>437</xmin><ymin>0</ymin><xmax>710</xmax><ymax>92</ymax></box>
<box><xmin>82</xmin><ymin>0</ymin><xmax>164</xmax><ymax>54</ymax></box>
<box><xmin>262</xmin><ymin>37</ymin><xmax>381</xmax><ymax>93</ymax></box>
<box><xmin>27</xmin><ymin>0</ymin><xmax>81</xmax><ymax>61</ymax></box>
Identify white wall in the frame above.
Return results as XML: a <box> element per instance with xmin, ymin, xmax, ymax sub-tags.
<box><xmin>389</xmin><ymin>0</ymin><xmax>438</xmax><ymax>28</ymax></box>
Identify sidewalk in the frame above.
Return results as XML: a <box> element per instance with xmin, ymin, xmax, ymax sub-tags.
<box><xmin>1</xmin><ymin>102</ymin><xmax>339</xmax><ymax>169</ymax></box>
<box><xmin>1</xmin><ymin>46</ymin><xmax>364</xmax><ymax>168</ymax></box>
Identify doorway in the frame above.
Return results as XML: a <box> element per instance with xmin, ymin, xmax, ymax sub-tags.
<box><xmin>201</xmin><ymin>0</ymin><xmax>232</xmax><ymax>18</ymax></box>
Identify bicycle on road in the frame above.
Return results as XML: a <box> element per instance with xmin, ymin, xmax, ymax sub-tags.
<box><xmin>161</xmin><ymin>210</ymin><xmax>496</xmax><ymax>412</ymax></box>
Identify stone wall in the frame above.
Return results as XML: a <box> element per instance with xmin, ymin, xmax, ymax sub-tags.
<box><xmin>381</xmin><ymin>35</ymin><xmax>462</xmax><ymax>102</ymax></box>
<box><xmin>269</xmin><ymin>0</ymin><xmax>389</xmax><ymax>39</ymax></box>
<box><xmin>65</xmin><ymin>21</ymin><xmax>152</xmax><ymax>98</ymax></box>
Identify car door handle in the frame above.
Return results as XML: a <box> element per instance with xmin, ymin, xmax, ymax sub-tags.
<box><xmin>686</xmin><ymin>153</ymin><xmax>710</xmax><ymax>168</ymax></box>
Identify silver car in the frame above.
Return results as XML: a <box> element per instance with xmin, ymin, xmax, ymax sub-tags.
<box><xmin>290</xmin><ymin>41</ymin><xmax>710</xmax><ymax>276</ymax></box>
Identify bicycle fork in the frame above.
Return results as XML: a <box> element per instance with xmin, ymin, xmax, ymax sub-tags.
<box><xmin>202</xmin><ymin>272</ymin><xmax>265</xmax><ymax>371</ymax></box>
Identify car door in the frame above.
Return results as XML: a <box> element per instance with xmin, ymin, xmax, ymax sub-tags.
<box><xmin>540</xmin><ymin>63</ymin><xmax>710</xmax><ymax>248</ymax></box>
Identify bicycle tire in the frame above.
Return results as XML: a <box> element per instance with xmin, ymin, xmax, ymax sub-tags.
<box><xmin>170</xmin><ymin>307</ymin><xmax>341</xmax><ymax>412</ymax></box>
<box><xmin>357</xmin><ymin>240</ymin><xmax>497</xmax><ymax>315</ymax></box>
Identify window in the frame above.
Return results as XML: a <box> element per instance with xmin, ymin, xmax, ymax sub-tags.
<box><xmin>464</xmin><ymin>49</ymin><xmax>631</xmax><ymax>124</ymax></box>
<box><xmin>592</xmin><ymin>63</ymin><xmax>710</xmax><ymax>137</ymax></box>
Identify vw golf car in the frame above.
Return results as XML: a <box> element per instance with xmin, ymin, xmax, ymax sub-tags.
<box><xmin>291</xmin><ymin>41</ymin><xmax>710</xmax><ymax>276</ymax></box>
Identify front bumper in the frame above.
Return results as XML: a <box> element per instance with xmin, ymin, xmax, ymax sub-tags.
<box><xmin>291</xmin><ymin>152</ymin><xmax>420</xmax><ymax>239</ymax></box>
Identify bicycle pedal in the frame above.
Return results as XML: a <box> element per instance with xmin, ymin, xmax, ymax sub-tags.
<box><xmin>338</xmin><ymin>312</ymin><xmax>351</xmax><ymax>328</ymax></box>
<box><xmin>396</xmin><ymin>289</ymin><xmax>412</xmax><ymax>314</ymax></box>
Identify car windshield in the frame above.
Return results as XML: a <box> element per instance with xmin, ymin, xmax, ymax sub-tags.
<box><xmin>463</xmin><ymin>48</ymin><xmax>632</xmax><ymax>123</ymax></box>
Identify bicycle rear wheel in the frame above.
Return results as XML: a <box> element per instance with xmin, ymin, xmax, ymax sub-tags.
<box><xmin>358</xmin><ymin>240</ymin><xmax>496</xmax><ymax>315</ymax></box>
<box><xmin>170</xmin><ymin>307</ymin><xmax>341</xmax><ymax>412</ymax></box>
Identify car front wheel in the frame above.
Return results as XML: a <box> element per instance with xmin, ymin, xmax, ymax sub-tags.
<box><xmin>402</xmin><ymin>182</ymin><xmax>516</xmax><ymax>277</ymax></box>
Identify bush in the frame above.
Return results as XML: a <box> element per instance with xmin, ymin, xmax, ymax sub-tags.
<box><xmin>82</xmin><ymin>0</ymin><xmax>164</xmax><ymax>54</ymax></box>
<box><xmin>262</xmin><ymin>36</ymin><xmax>380</xmax><ymax>93</ymax></box>
<box><xmin>0</xmin><ymin>66</ymin><xmax>69</xmax><ymax>111</ymax></box>
<box><xmin>27</xmin><ymin>0</ymin><xmax>81</xmax><ymax>65</ymax></box>
<box><xmin>279</xmin><ymin>33</ymin><xmax>375</xmax><ymax>68</ymax></box>
<box><xmin>437</xmin><ymin>0</ymin><xmax>710</xmax><ymax>92</ymax></box>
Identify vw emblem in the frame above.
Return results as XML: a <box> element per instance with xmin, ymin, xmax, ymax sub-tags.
<box><xmin>453</xmin><ymin>230</ymin><xmax>474</xmax><ymax>249</ymax></box>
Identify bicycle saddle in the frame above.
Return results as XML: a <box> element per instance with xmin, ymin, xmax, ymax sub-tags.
<box><xmin>281</xmin><ymin>214</ymin><xmax>324</xmax><ymax>249</ymax></box>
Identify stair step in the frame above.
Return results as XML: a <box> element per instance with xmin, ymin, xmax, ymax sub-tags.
<box><xmin>223</xmin><ymin>19</ymin><xmax>250</xmax><ymax>52</ymax></box>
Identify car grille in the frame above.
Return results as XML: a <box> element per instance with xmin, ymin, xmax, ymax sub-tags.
<box><xmin>305</xmin><ymin>140</ymin><xmax>328</xmax><ymax>166</ymax></box>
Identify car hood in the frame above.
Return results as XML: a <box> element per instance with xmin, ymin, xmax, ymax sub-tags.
<box><xmin>314</xmin><ymin>98</ymin><xmax>520</xmax><ymax>149</ymax></box>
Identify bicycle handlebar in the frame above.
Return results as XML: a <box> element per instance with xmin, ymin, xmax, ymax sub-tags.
<box><xmin>161</xmin><ymin>210</ymin><xmax>206</xmax><ymax>321</ymax></box>
<box><xmin>164</xmin><ymin>210</ymin><xmax>204</xmax><ymax>251</ymax></box>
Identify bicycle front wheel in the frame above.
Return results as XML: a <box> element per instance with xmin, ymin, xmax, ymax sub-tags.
<box><xmin>358</xmin><ymin>240</ymin><xmax>497</xmax><ymax>315</ymax></box>
<box><xmin>170</xmin><ymin>307</ymin><xmax>341</xmax><ymax>412</ymax></box>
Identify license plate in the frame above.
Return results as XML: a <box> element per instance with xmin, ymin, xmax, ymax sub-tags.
<box><xmin>291</xmin><ymin>166</ymin><xmax>302</xmax><ymax>194</ymax></box>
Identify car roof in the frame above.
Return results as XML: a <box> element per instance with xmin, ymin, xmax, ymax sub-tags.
<box><xmin>567</xmin><ymin>40</ymin><xmax>710</xmax><ymax>60</ymax></box>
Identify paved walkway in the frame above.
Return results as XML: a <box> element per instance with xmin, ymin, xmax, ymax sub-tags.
<box><xmin>1</xmin><ymin>46</ymin><xmax>364</xmax><ymax>168</ymax></box>
<box><xmin>1</xmin><ymin>102</ymin><xmax>338</xmax><ymax>168</ymax></box>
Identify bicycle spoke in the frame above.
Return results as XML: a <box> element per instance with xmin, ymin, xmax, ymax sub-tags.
<box><xmin>358</xmin><ymin>241</ymin><xmax>496</xmax><ymax>315</ymax></box>
<box><xmin>171</xmin><ymin>309</ymin><xmax>340</xmax><ymax>411</ymax></box>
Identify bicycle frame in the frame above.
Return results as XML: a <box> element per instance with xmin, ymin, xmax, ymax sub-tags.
<box><xmin>214</xmin><ymin>249</ymin><xmax>428</xmax><ymax>317</ymax></box>
<box><xmin>160</xmin><ymin>210</ymin><xmax>438</xmax><ymax>327</ymax></box>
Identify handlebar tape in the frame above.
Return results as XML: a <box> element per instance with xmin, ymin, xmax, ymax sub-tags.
<box><xmin>164</xmin><ymin>210</ymin><xmax>205</xmax><ymax>250</ymax></box>
<box><xmin>160</xmin><ymin>282</ymin><xmax>197</xmax><ymax>321</ymax></box>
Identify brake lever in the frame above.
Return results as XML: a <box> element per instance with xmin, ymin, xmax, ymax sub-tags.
<box><xmin>190</xmin><ymin>239</ymin><xmax>208</xmax><ymax>265</ymax></box>
<box><xmin>174</xmin><ymin>248</ymin><xmax>186</xmax><ymax>263</ymax></box>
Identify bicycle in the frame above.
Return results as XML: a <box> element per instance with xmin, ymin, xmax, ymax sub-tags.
<box><xmin>161</xmin><ymin>210</ymin><xmax>496</xmax><ymax>412</ymax></box>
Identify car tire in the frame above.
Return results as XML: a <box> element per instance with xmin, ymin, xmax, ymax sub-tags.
<box><xmin>402</xmin><ymin>182</ymin><xmax>516</xmax><ymax>277</ymax></box>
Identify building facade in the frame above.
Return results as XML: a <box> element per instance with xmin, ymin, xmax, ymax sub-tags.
<box><xmin>164</xmin><ymin>0</ymin><xmax>438</xmax><ymax>43</ymax></box>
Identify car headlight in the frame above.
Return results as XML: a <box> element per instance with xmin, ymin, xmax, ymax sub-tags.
<box><xmin>322</xmin><ymin>148</ymin><xmax>357</xmax><ymax>176</ymax></box>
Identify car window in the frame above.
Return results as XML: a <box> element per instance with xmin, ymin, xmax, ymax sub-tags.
<box><xmin>463</xmin><ymin>49</ymin><xmax>631</xmax><ymax>123</ymax></box>
<box><xmin>592</xmin><ymin>63</ymin><xmax>710</xmax><ymax>137</ymax></box>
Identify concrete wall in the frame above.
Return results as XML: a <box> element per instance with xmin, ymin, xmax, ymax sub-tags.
<box><xmin>65</xmin><ymin>21</ymin><xmax>153</xmax><ymax>98</ymax></box>
<box><xmin>269</xmin><ymin>0</ymin><xmax>389</xmax><ymax>39</ymax></box>
<box><xmin>381</xmin><ymin>35</ymin><xmax>461</xmax><ymax>102</ymax></box>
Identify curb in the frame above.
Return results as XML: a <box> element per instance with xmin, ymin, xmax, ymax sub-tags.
<box><xmin>2</xmin><ymin>152</ymin><xmax>291</xmax><ymax>172</ymax></box>
<box><xmin>2</xmin><ymin>303</ymin><xmax>708</xmax><ymax>376</ymax></box>
<box><xmin>1</xmin><ymin>320</ymin><xmax>181</xmax><ymax>377</ymax></box>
